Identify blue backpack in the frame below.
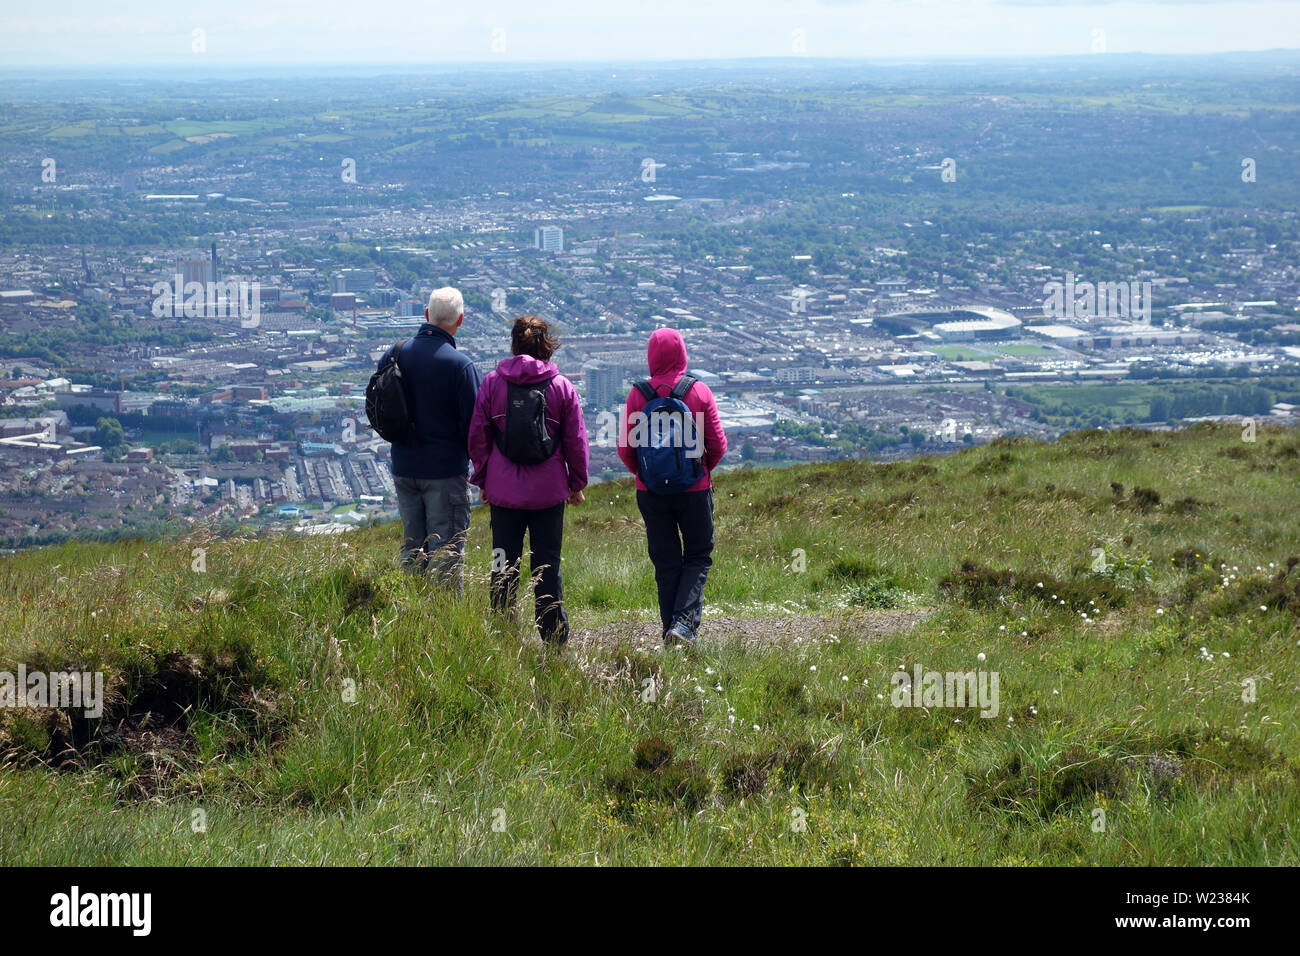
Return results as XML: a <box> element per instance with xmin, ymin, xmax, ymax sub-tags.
<box><xmin>634</xmin><ymin>375</ymin><xmax>704</xmax><ymax>494</ymax></box>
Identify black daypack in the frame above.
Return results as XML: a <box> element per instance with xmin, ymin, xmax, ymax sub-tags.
<box><xmin>496</xmin><ymin>378</ymin><xmax>558</xmax><ymax>465</ymax></box>
<box><xmin>365</xmin><ymin>341</ymin><xmax>412</xmax><ymax>443</ymax></box>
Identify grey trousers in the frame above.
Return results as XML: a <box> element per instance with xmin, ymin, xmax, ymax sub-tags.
<box><xmin>394</xmin><ymin>473</ymin><xmax>471</xmax><ymax>592</ymax></box>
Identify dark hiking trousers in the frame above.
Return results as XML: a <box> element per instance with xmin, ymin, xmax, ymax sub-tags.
<box><xmin>489</xmin><ymin>502</ymin><xmax>569</xmax><ymax>644</ymax></box>
<box><xmin>636</xmin><ymin>488</ymin><xmax>715</xmax><ymax>635</ymax></box>
<box><xmin>395</xmin><ymin>473</ymin><xmax>471</xmax><ymax>594</ymax></box>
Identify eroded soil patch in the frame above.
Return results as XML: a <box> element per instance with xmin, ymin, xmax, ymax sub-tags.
<box><xmin>0</xmin><ymin>651</ymin><xmax>282</xmax><ymax>799</ymax></box>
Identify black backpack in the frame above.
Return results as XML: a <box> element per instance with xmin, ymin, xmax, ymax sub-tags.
<box><xmin>496</xmin><ymin>378</ymin><xmax>558</xmax><ymax>465</ymax></box>
<box><xmin>365</xmin><ymin>341</ymin><xmax>412</xmax><ymax>443</ymax></box>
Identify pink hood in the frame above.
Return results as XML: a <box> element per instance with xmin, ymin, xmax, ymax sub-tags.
<box><xmin>647</xmin><ymin>328</ymin><xmax>689</xmax><ymax>383</ymax></box>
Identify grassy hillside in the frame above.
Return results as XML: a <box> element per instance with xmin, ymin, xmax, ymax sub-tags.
<box><xmin>2</xmin><ymin>422</ymin><xmax>1298</xmax><ymax>865</ymax></box>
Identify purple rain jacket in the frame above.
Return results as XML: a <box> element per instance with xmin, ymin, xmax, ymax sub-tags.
<box><xmin>468</xmin><ymin>354</ymin><xmax>590</xmax><ymax>510</ymax></box>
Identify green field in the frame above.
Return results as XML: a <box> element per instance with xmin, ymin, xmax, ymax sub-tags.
<box><xmin>2</xmin><ymin>423</ymin><xmax>1298</xmax><ymax>864</ymax></box>
<box><xmin>161</xmin><ymin>119</ymin><xmax>271</xmax><ymax>139</ymax></box>
<box><xmin>933</xmin><ymin>345</ymin><xmax>996</xmax><ymax>361</ymax></box>
<box><xmin>139</xmin><ymin>428</ymin><xmax>195</xmax><ymax>445</ymax></box>
<box><xmin>997</xmin><ymin>344</ymin><xmax>1058</xmax><ymax>358</ymax></box>
<box><xmin>1006</xmin><ymin>377</ymin><xmax>1300</xmax><ymax>430</ymax></box>
<box><xmin>1025</xmin><ymin>383</ymin><xmax>1159</xmax><ymax>417</ymax></box>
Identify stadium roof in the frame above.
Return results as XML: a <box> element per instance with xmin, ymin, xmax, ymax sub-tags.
<box><xmin>1025</xmin><ymin>324</ymin><xmax>1088</xmax><ymax>339</ymax></box>
<box><xmin>932</xmin><ymin>307</ymin><xmax>1022</xmax><ymax>334</ymax></box>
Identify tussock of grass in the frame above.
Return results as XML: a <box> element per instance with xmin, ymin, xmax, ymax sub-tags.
<box><xmin>607</xmin><ymin>739</ymin><xmax>711</xmax><ymax>824</ymax></box>
<box><xmin>968</xmin><ymin>747</ymin><xmax>1131</xmax><ymax>821</ymax></box>
<box><xmin>967</xmin><ymin>730</ymin><xmax>1292</xmax><ymax>823</ymax></box>
<box><xmin>939</xmin><ymin>560</ymin><xmax>1123</xmax><ymax>610</ymax></box>
<box><xmin>719</xmin><ymin>740</ymin><xmax>841</xmax><ymax>800</ymax></box>
<box><xmin>1210</xmin><ymin>557</ymin><xmax>1300</xmax><ymax>618</ymax></box>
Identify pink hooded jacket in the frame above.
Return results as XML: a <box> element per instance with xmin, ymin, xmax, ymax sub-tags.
<box><xmin>469</xmin><ymin>354</ymin><xmax>589</xmax><ymax>510</ymax></box>
<box><xmin>617</xmin><ymin>328</ymin><xmax>727</xmax><ymax>493</ymax></box>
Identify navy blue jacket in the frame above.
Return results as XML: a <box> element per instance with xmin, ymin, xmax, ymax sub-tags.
<box><xmin>388</xmin><ymin>324</ymin><xmax>482</xmax><ymax>479</ymax></box>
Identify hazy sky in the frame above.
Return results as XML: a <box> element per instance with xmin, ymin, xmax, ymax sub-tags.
<box><xmin>2</xmin><ymin>0</ymin><xmax>1298</xmax><ymax>69</ymax></box>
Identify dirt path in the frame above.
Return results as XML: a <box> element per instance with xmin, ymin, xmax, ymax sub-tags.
<box><xmin>569</xmin><ymin>607</ymin><xmax>931</xmax><ymax>653</ymax></box>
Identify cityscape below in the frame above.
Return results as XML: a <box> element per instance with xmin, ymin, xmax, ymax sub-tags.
<box><xmin>2</xmin><ymin>54</ymin><xmax>1297</xmax><ymax>547</ymax></box>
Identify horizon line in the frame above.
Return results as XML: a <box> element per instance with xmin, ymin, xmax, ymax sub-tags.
<box><xmin>5</xmin><ymin>47</ymin><xmax>1300</xmax><ymax>80</ymax></box>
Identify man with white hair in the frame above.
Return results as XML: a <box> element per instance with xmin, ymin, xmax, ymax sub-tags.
<box><xmin>388</xmin><ymin>285</ymin><xmax>482</xmax><ymax>590</ymax></box>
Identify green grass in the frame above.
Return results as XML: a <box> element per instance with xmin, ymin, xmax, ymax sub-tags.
<box><xmin>997</xmin><ymin>344</ymin><xmax>1058</xmax><ymax>358</ymax></box>
<box><xmin>161</xmin><ymin>119</ymin><xmax>271</xmax><ymax>139</ymax></box>
<box><xmin>1029</xmin><ymin>383</ymin><xmax>1158</xmax><ymax>409</ymax></box>
<box><xmin>932</xmin><ymin>345</ymin><xmax>997</xmax><ymax>361</ymax></box>
<box><xmin>139</xmin><ymin>428</ymin><xmax>194</xmax><ymax>445</ymax></box>
<box><xmin>1009</xmin><ymin>382</ymin><xmax>1161</xmax><ymax>426</ymax></box>
<box><xmin>1</xmin><ymin>422</ymin><xmax>1299</xmax><ymax>865</ymax></box>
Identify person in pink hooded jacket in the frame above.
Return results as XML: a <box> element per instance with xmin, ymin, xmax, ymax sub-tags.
<box><xmin>469</xmin><ymin>316</ymin><xmax>589</xmax><ymax>646</ymax></box>
<box><xmin>618</xmin><ymin>327</ymin><xmax>727</xmax><ymax>645</ymax></box>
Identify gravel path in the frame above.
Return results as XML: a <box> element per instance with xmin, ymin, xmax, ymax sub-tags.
<box><xmin>568</xmin><ymin>607</ymin><xmax>931</xmax><ymax>653</ymax></box>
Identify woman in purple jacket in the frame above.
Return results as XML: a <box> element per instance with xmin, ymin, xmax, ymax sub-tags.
<box><xmin>469</xmin><ymin>316</ymin><xmax>589</xmax><ymax>646</ymax></box>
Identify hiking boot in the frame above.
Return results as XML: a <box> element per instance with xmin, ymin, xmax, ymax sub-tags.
<box><xmin>664</xmin><ymin>620</ymin><xmax>696</xmax><ymax>647</ymax></box>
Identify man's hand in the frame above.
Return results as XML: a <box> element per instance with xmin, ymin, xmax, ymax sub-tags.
<box><xmin>568</xmin><ymin>489</ymin><xmax>585</xmax><ymax>506</ymax></box>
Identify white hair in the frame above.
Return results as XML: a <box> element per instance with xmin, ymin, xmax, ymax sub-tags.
<box><xmin>427</xmin><ymin>286</ymin><xmax>464</xmax><ymax>327</ymax></box>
